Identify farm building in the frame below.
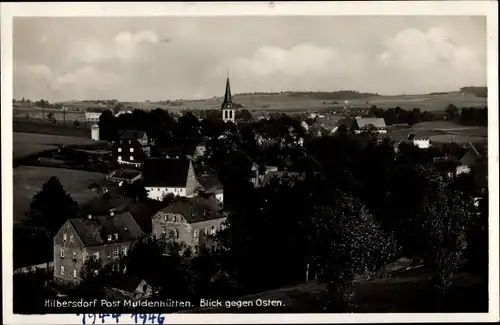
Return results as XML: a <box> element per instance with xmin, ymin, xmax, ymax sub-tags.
<box><xmin>106</xmin><ymin>169</ymin><xmax>142</xmax><ymax>184</ymax></box>
<box><xmin>143</xmin><ymin>158</ymin><xmax>198</xmax><ymax>201</ymax></box>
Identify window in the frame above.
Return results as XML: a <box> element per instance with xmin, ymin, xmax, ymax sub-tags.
<box><xmin>60</xmin><ymin>248</ymin><xmax>65</xmax><ymax>258</ymax></box>
<box><xmin>161</xmin><ymin>226</ymin><xmax>166</xmax><ymax>234</ymax></box>
<box><xmin>172</xmin><ymin>216</ymin><xmax>177</xmax><ymax>222</ymax></box>
<box><xmin>173</xmin><ymin>228</ymin><xmax>179</xmax><ymax>238</ymax></box>
<box><xmin>118</xmin><ymin>156</ymin><xmax>122</xmax><ymax>161</ymax></box>
<box><xmin>130</xmin><ymin>148</ymin><xmax>134</xmax><ymax>153</ymax></box>
<box><xmin>210</xmin><ymin>226</ymin><xmax>216</xmax><ymax>235</ymax></box>
<box><xmin>73</xmin><ymin>269</ymin><xmax>77</xmax><ymax>279</ymax></box>
<box><xmin>94</xmin><ymin>252</ymin><xmax>99</xmax><ymax>260</ymax></box>
<box><xmin>203</xmin><ymin>228</ymin><xmax>208</xmax><ymax>235</ymax></box>
<box><xmin>69</xmin><ymin>235</ymin><xmax>74</xmax><ymax>243</ymax></box>
<box><xmin>113</xmin><ymin>249</ymin><xmax>119</xmax><ymax>258</ymax></box>
<box><xmin>120</xmin><ymin>140</ymin><xmax>123</xmax><ymax>144</ymax></box>
<box><xmin>130</xmin><ymin>156</ymin><xmax>134</xmax><ymax>161</ymax></box>
<box><xmin>164</xmin><ymin>215</ymin><xmax>167</xmax><ymax>221</ymax></box>
<box><xmin>229</xmin><ymin>110</ymin><xmax>233</xmax><ymax>119</ymax></box>
<box><xmin>63</xmin><ymin>233</ymin><xmax>67</xmax><ymax>242</ymax></box>
<box><xmin>118</xmin><ymin>147</ymin><xmax>122</xmax><ymax>152</ymax></box>
<box><xmin>121</xmin><ymin>247</ymin><xmax>127</xmax><ymax>256</ymax></box>
<box><xmin>113</xmin><ymin>233</ymin><xmax>119</xmax><ymax>240</ymax></box>
<box><xmin>107</xmin><ymin>234</ymin><xmax>113</xmax><ymax>241</ymax></box>
<box><xmin>60</xmin><ymin>266</ymin><xmax>65</xmax><ymax>275</ymax></box>
<box><xmin>194</xmin><ymin>229</ymin><xmax>199</xmax><ymax>239</ymax></box>
<box><xmin>128</xmin><ymin>140</ymin><xmax>132</xmax><ymax>144</ymax></box>
<box><xmin>73</xmin><ymin>252</ymin><xmax>77</xmax><ymax>260</ymax></box>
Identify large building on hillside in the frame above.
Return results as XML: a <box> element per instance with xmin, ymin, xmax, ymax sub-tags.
<box><xmin>143</xmin><ymin>158</ymin><xmax>198</xmax><ymax>201</ymax></box>
<box><xmin>53</xmin><ymin>211</ymin><xmax>144</xmax><ymax>285</ymax></box>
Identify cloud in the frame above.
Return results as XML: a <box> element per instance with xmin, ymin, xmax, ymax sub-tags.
<box><xmin>68</xmin><ymin>29</ymin><xmax>159</xmax><ymax>63</ymax></box>
<box><xmin>378</xmin><ymin>27</ymin><xmax>483</xmax><ymax>72</ymax></box>
<box><xmin>51</xmin><ymin>66</ymin><xmax>119</xmax><ymax>91</ymax></box>
<box><xmin>16</xmin><ymin>63</ymin><xmax>52</xmax><ymax>78</ymax></box>
<box><xmin>227</xmin><ymin>43</ymin><xmax>342</xmax><ymax>77</ymax></box>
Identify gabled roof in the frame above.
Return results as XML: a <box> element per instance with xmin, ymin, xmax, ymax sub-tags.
<box><xmin>354</xmin><ymin>118</ymin><xmax>387</xmax><ymax>129</ymax></box>
<box><xmin>460</xmin><ymin>142</ymin><xmax>482</xmax><ymax>166</ymax></box>
<box><xmin>107</xmin><ymin>275</ymin><xmax>146</xmax><ymax>293</ymax></box>
<box><xmin>197</xmin><ymin>174</ymin><xmax>223</xmax><ymax>194</ymax></box>
<box><xmin>69</xmin><ymin>212</ymin><xmax>144</xmax><ymax>247</ymax></box>
<box><xmin>156</xmin><ymin>196</ymin><xmax>222</xmax><ymax>223</ymax></box>
<box><xmin>143</xmin><ymin>158</ymin><xmax>192</xmax><ymax>187</ymax></box>
<box><xmin>119</xmin><ymin>130</ymin><xmax>147</xmax><ymax>140</ymax></box>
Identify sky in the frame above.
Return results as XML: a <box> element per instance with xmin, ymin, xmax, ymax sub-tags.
<box><xmin>13</xmin><ymin>16</ymin><xmax>487</xmax><ymax>102</ymax></box>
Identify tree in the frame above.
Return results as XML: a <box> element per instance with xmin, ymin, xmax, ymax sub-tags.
<box><xmin>239</xmin><ymin>109</ymin><xmax>254</xmax><ymax>122</ymax></box>
<box><xmin>123</xmin><ymin>180</ymin><xmax>148</xmax><ymax>202</ymax></box>
<box><xmin>307</xmin><ymin>194</ymin><xmax>399</xmax><ymax>312</ymax></box>
<box><xmin>113</xmin><ymin>103</ymin><xmax>124</xmax><ymax>115</ymax></box>
<box><xmin>25</xmin><ymin>176</ymin><xmax>79</xmax><ymax>238</ymax></box>
<box><xmin>445</xmin><ymin>104</ymin><xmax>459</xmax><ymax>120</ymax></box>
<box><xmin>406</xmin><ymin>111</ymin><xmax>418</xmax><ymax>126</ymax></box>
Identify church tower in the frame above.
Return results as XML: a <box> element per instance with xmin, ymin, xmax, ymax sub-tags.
<box><xmin>221</xmin><ymin>76</ymin><xmax>236</xmax><ymax>123</ymax></box>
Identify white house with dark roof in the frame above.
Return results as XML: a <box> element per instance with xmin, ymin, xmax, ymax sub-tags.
<box><xmin>353</xmin><ymin>118</ymin><xmax>387</xmax><ymax>134</ymax></box>
<box><xmin>53</xmin><ymin>211</ymin><xmax>144</xmax><ymax>284</ymax></box>
<box><xmin>143</xmin><ymin>158</ymin><xmax>198</xmax><ymax>201</ymax></box>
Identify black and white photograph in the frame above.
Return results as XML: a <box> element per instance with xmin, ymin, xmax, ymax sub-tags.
<box><xmin>2</xmin><ymin>2</ymin><xmax>498</xmax><ymax>324</ymax></box>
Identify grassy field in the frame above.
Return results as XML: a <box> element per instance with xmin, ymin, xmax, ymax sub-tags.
<box><xmin>13</xmin><ymin>166</ymin><xmax>106</xmax><ymax>224</ymax></box>
<box><xmin>13</xmin><ymin>91</ymin><xmax>487</xmax><ymax>119</ymax></box>
<box><xmin>387</xmin><ymin>121</ymin><xmax>488</xmax><ymax>144</ymax></box>
<box><xmin>13</xmin><ymin>132</ymin><xmax>97</xmax><ymax>159</ymax></box>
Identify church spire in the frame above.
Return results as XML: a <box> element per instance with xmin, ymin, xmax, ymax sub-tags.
<box><xmin>221</xmin><ymin>73</ymin><xmax>234</xmax><ymax>109</ymax></box>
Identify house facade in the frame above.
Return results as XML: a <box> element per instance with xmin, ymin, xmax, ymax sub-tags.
<box><xmin>353</xmin><ymin>118</ymin><xmax>387</xmax><ymax>134</ymax></box>
<box><xmin>53</xmin><ymin>211</ymin><xmax>144</xmax><ymax>285</ymax></box>
<box><xmin>112</xmin><ymin>130</ymin><xmax>150</xmax><ymax>166</ymax></box>
<box><xmin>85</xmin><ymin>111</ymin><xmax>102</xmax><ymax>123</ymax></box>
<box><xmin>151</xmin><ymin>197</ymin><xmax>226</xmax><ymax>255</ymax></box>
<box><xmin>143</xmin><ymin>158</ymin><xmax>198</xmax><ymax>201</ymax></box>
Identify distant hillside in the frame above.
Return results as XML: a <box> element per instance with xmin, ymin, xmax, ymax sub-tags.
<box><xmin>460</xmin><ymin>86</ymin><xmax>487</xmax><ymax>98</ymax></box>
<box><xmin>235</xmin><ymin>90</ymin><xmax>380</xmax><ymax>100</ymax></box>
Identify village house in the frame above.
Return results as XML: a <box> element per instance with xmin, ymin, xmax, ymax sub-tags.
<box><xmin>143</xmin><ymin>158</ymin><xmax>198</xmax><ymax>201</ymax></box>
<box><xmin>407</xmin><ymin>134</ymin><xmax>431</xmax><ymax>149</ymax></box>
<box><xmin>151</xmin><ymin>196</ymin><xmax>226</xmax><ymax>255</ymax></box>
<box><xmin>104</xmin><ymin>275</ymin><xmax>153</xmax><ymax>301</ymax></box>
<box><xmin>111</xmin><ymin>130</ymin><xmax>150</xmax><ymax>167</ymax></box>
<box><xmin>352</xmin><ymin>117</ymin><xmax>387</xmax><ymax>134</ymax></box>
<box><xmin>84</xmin><ymin>107</ymin><xmax>103</xmax><ymax>123</ymax></box>
<box><xmin>456</xmin><ymin>142</ymin><xmax>483</xmax><ymax>176</ymax></box>
<box><xmin>196</xmin><ymin>174</ymin><xmax>224</xmax><ymax>203</ymax></box>
<box><xmin>53</xmin><ymin>211</ymin><xmax>144</xmax><ymax>285</ymax></box>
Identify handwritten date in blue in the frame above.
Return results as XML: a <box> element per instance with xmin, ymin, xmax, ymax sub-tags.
<box><xmin>77</xmin><ymin>313</ymin><xmax>165</xmax><ymax>325</ymax></box>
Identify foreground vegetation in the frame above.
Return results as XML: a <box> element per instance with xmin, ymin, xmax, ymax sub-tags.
<box><xmin>13</xmin><ymin>108</ymin><xmax>488</xmax><ymax>312</ymax></box>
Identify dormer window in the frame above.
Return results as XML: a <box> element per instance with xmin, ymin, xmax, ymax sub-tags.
<box><xmin>113</xmin><ymin>233</ymin><xmax>119</xmax><ymax>240</ymax></box>
<box><xmin>108</xmin><ymin>234</ymin><xmax>113</xmax><ymax>241</ymax></box>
